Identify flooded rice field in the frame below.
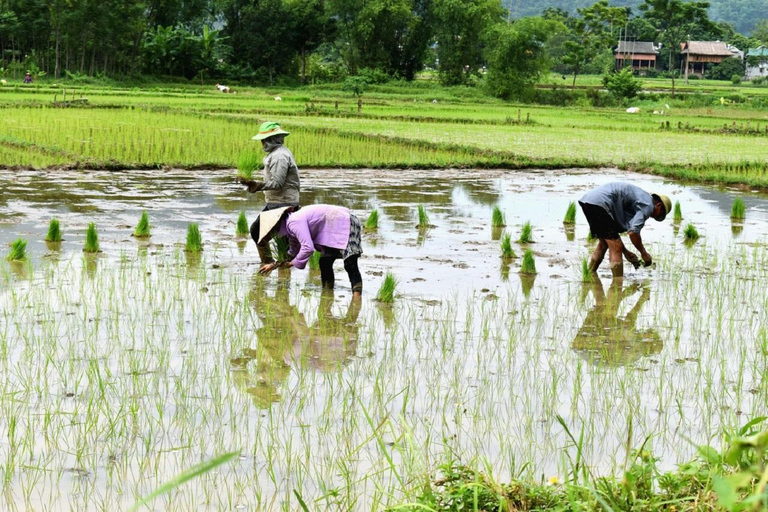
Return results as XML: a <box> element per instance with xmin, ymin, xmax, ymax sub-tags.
<box><xmin>1</xmin><ymin>168</ymin><xmax>768</xmax><ymax>510</ymax></box>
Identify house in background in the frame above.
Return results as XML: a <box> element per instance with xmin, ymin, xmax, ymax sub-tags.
<box><xmin>746</xmin><ymin>47</ymin><xmax>768</xmax><ymax>80</ymax></box>
<box><xmin>614</xmin><ymin>41</ymin><xmax>660</xmax><ymax>74</ymax></box>
<box><xmin>680</xmin><ymin>41</ymin><xmax>742</xmax><ymax>78</ymax></box>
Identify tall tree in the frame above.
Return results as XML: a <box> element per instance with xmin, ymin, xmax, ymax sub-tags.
<box><xmin>433</xmin><ymin>0</ymin><xmax>505</xmax><ymax>85</ymax></box>
<box><xmin>638</xmin><ymin>0</ymin><xmax>715</xmax><ymax>95</ymax></box>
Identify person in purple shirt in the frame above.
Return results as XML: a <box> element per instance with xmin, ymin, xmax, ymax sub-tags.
<box><xmin>23</xmin><ymin>72</ymin><xmax>33</xmax><ymax>84</ymax></box>
<box><xmin>253</xmin><ymin>204</ymin><xmax>363</xmax><ymax>297</ymax></box>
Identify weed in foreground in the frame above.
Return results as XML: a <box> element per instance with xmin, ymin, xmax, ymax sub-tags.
<box><xmin>520</xmin><ymin>249</ymin><xmax>537</xmax><ymax>274</ymax></box>
<box><xmin>518</xmin><ymin>221</ymin><xmax>533</xmax><ymax>244</ymax></box>
<box><xmin>731</xmin><ymin>197</ymin><xmax>746</xmax><ymax>220</ymax></box>
<box><xmin>376</xmin><ymin>272</ymin><xmax>397</xmax><ymax>302</ymax></box>
<box><xmin>236</xmin><ymin>212</ymin><xmax>249</xmax><ymax>237</ymax></box>
<box><xmin>365</xmin><ymin>210</ymin><xmax>379</xmax><ymax>230</ymax></box>
<box><xmin>46</xmin><ymin>218</ymin><xmax>62</xmax><ymax>242</ymax></box>
<box><xmin>84</xmin><ymin>223</ymin><xmax>100</xmax><ymax>253</ymax></box>
<box><xmin>500</xmin><ymin>233</ymin><xmax>516</xmax><ymax>259</ymax></box>
<box><xmin>185</xmin><ymin>223</ymin><xmax>203</xmax><ymax>253</ymax></box>
<box><xmin>492</xmin><ymin>206</ymin><xmax>506</xmax><ymax>227</ymax></box>
<box><xmin>134</xmin><ymin>211</ymin><xmax>151</xmax><ymax>238</ymax></box>
<box><xmin>563</xmin><ymin>202</ymin><xmax>577</xmax><ymax>224</ymax></box>
<box><xmin>6</xmin><ymin>238</ymin><xmax>27</xmax><ymax>261</ymax></box>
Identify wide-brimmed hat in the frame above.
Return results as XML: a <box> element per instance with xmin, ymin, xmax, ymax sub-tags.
<box><xmin>252</xmin><ymin>121</ymin><xmax>290</xmax><ymax>141</ymax></box>
<box><xmin>652</xmin><ymin>193</ymin><xmax>672</xmax><ymax>221</ymax></box>
<box><xmin>256</xmin><ymin>206</ymin><xmax>292</xmax><ymax>243</ymax></box>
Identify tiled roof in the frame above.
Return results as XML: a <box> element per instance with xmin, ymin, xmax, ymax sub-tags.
<box><xmin>615</xmin><ymin>41</ymin><xmax>658</xmax><ymax>55</ymax></box>
<box><xmin>681</xmin><ymin>41</ymin><xmax>736</xmax><ymax>56</ymax></box>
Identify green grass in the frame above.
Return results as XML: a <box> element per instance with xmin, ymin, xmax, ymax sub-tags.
<box><xmin>518</xmin><ymin>221</ymin><xmax>533</xmax><ymax>244</ymax></box>
<box><xmin>520</xmin><ymin>249</ymin><xmax>536</xmax><ymax>275</ymax></box>
<box><xmin>417</xmin><ymin>205</ymin><xmax>430</xmax><ymax>228</ymax></box>
<box><xmin>364</xmin><ymin>210</ymin><xmax>379</xmax><ymax>230</ymax></box>
<box><xmin>236</xmin><ymin>212</ymin><xmax>249</xmax><ymax>237</ymax></box>
<box><xmin>731</xmin><ymin>197</ymin><xmax>746</xmax><ymax>220</ymax></box>
<box><xmin>83</xmin><ymin>223</ymin><xmax>99</xmax><ymax>253</ymax></box>
<box><xmin>683</xmin><ymin>223</ymin><xmax>700</xmax><ymax>242</ymax></box>
<box><xmin>673</xmin><ymin>201</ymin><xmax>683</xmax><ymax>222</ymax></box>
<box><xmin>6</xmin><ymin>238</ymin><xmax>27</xmax><ymax>261</ymax></box>
<box><xmin>376</xmin><ymin>272</ymin><xmax>397</xmax><ymax>302</ymax></box>
<box><xmin>134</xmin><ymin>211</ymin><xmax>150</xmax><ymax>238</ymax></box>
<box><xmin>500</xmin><ymin>233</ymin><xmax>516</xmax><ymax>260</ymax></box>
<box><xmin>185</xmin><ymin>223</ymin><xmax>202</xmax><ymax>253</ymax></box>
<box><xmin>45</xmin><ymin>218</ymin><xmax>62</xmax><ymax>242</ymax></box>
<box><xmin>563</xmin><ymin>202</ymin><xmax>577</xmax><ymax>224</ymax></box>
<box><xmin>237</xmin><ymin>151</ymin><xmax>260</xmax><ymax>180</ymax></box>
<box><xmin>492</xmin><ymin>206</ymin><xmax>505</xmax><ymax>227</ymax></box>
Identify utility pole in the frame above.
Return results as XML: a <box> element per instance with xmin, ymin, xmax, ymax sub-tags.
<box><xmin>684</xmin><ymin>35</ymin><xmax>690</xmax><ymax>84</ymax></box>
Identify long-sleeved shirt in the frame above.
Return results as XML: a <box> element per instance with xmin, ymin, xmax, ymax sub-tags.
<box><xmin>580</xmin><ymin>182</ymin><xmax>654</xmax><ymax>234</ymax></box>
<box><xmin>262</xmin><ymin>146</ymin><xmax>300</xmax><ymax>204</ymax></box>
<box><xmin>278</xmin><ymin>205</ymin><xmax>351</xmax><ymax>269</ymax></box>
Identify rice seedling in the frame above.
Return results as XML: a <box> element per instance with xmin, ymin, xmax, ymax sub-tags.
<box><xmin>731</xmin><ymin>197</ymin><xmax>746</xmax><ymax>220</ymax></box>
<box><xmin>673</xmin><ymin>201</ymin><xmax>682</xmax><ymax>222</ymax></box>
<box><xmin>309</xmin><ymin>250</ymin><xmax>321</xmax><ymax>270</ymax></box>
<box><xmin>500</xmin><ymin>233</ymin><xmax>516</xmax><ymax>260</ymax></box>
<box><xmin>237</xmin><ymin>151</ymin><xmax>260</xmax><ymax>180</ymax></box>
<box><xmin>520</xmin><ymin>249</ymin><xmax>537</xmax><ymax>274</ymax></box>
<box><xmin>185</xmin><ymin>223</ymin><xmax>203</xmax><ymax>252</ymax></box>
<box><xmin>683</xmin><ymin>223</ymin><xmax>700</xmax><ymax>243</ymax></box>
<box><xmin>417</xmin><ymin>205</ymin><xmax>430</xmax><ymax>228</ymax></box>
<box><xmin>581</xmin><ymin>257</ymin><xmax>593</xmax><ymax>283</ymax></box>
<box><xmin>134</xmin><ymin>211</ymin><xmax>151</xmax><ymax>238</ymax></box>
<box><xmin>45</xmin><ymin>218</ymin><xmax>62</xmax><ymax>242</ymax></box>
<box><xmin>518</xmin><ymin>221</ymin><xmax>533</xmax><ymax>244</ymax></box>
<box><xmin>272</xmin><ymin>237</ymin><xmax>290</xmax><ymax>261</ymax></box>
<box><xmin>492</xmin><ymin>206</ymin><xmax>505</xmax><ymax>227</ymax></box>
<box><xmin>364</xmin><ymin>210</ymin><xmax>379</xmax><ymax>230</ymax></box>
<box><xmin>83</xmin><ymin>222</ymin><xmax>100</xmax><ymax>253</ymax></box>
<box><xmin>586</xmin><ymin>230</ymin><xmax>596</xmax><ymax>243</ymax></box>
<box><xmin>6</xmin><ymin>238</ymin><xmax>27</xmax><ymax>261</ymax></box>
<box><xmin>376</xmin><ymin>272</ymin><xmax>397</xmax><ymax>302</ymax></box>
<box><xmin>563</xmin><ymin>202</ymin><xmax>577</xmax><ymax>224</ymax></box>
<box><xmin>236</xmin><ymin>212</ymin><xmax>249</xmax><ymax>237</ymax></box>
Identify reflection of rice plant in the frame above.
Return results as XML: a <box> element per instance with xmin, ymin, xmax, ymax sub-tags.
<box><xmin>376</xmin><ymin>273</ymin><xmax>397</xmax><ymax>302</ymax></box>
<box><xmin>683</xmin><ymin>223</ymin><xmax>700</xmax><ymax>242</ymax></box>
<box><xmin>134</xmin><ymin>211</ymin><xmax>150</xmax><ymax>238</ymax></box>
<box><xmin>500</xmin><ymin>233</ymin><xmax>516</xmax><ymax>259</ymax></box>
<box><xmin>731</xmin><ymin>198</ymin><xmax>746</xmax><ymax>220</ymax></box>
<box><xmin>7</xmin><ymin>238</ymin><xmax>27</xmax><ymax>261</ymax></box>
<box><xmin>236</xmin><ymin>212</ymin><xmax>249</xmax><ymax>237</ymax></box>
<box><xmin>563</xmin><ymin>202</ymin><xmax>577</xmax><ymax>224</ymax></box>
<box><xmin>520</xmin><ymin>249</ymin><xmax>537</xmax><ymax>274</ymax></box>
<box><xmin>417</xmin><ymin>205</ymin><xmax>430</xmax><ymax>228</ymax></box>
<box><xmin>581</xmin><ymin>257</ymin><xmax>593</xmax><ymax>282</ymax></box>
<box><xmin>673</xmin><ymin>201</ymin><xmax>682</xmax><ymax>222</ymax></box>
<box><xmin>309</xmin><ymin>251</ymin><xmax>321</xmax><ymax>270</ymax></box>
<box><xmin>185</xmin><ymin>223</ymin><xmax>203</xmax><ymax>253</ymax></box>
<box><xmin>492</xmin><ymin>206</ymin><xmax>505</xmax><ymax>227</ymax></box>
<box><xmin>237</xmin><ymin>152</ymin><xmax>259</xmax><ymax>180</ymax></box>
<box><xmin>272</xmin><ymin>237</ymin><xmax>290</xmax><ymax>261</ymax></box>
<box><xmin>46</xmin><ymin>218</ymin><xmax>62</xmax><ymax>242</ymax></box>
<box><xmin>84</xmin><ymin>223</ymin><xmax>100</xmax><ymax>253</ymax></box>
<box><xmin>364</xmin><ymin>210</ymin><xmax>379</xmax><ymax>230</ymax></box>
<box><xmin>518</xmin><ymin>222</ymin><xmax>533</xmax><ymax>244</ymax></box>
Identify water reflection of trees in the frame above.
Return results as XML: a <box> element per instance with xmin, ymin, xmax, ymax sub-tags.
<box><xmin>572</xmin><ymin>280</ymin><xmax>663</xmax><ymax>367</ymax></box>
<box><xmin>231</xmin><ymin>277</ymin><xmax>362</xmax><ymax>408</ymax></box>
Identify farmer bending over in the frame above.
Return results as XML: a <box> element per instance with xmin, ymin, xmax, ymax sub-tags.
<box><xmin>579</xmin><ymin>182</ymin><xmax>671</xmax><ymax>278</ymax></box>
<box><xmin>253</xmin><ymin>205</ymin><xmax>363</xmax><ymax>298</ymax></box>
<box><xmin>240</xmin><ymin>122</ymin><xmax>301</xmax><ymax>264</ymax></box>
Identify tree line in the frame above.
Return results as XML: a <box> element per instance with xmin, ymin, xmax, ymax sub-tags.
<box><xmin>0</xmin><ymin>0</ymin><xmax>766</xmax><ymax>97</ymax></box>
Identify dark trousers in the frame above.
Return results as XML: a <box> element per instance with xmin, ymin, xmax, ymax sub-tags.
<box><xmin>319</xmin><ymin>255</ymin><xmax>362</xmax><ymax>293</ymax></box>
<box><xmin>250</xmin><ymin>202</ymin><xmax>298</xmax><ymax>263</ymax></box>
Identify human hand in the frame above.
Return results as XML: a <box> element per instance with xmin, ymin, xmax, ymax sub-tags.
<box><xmin>625</xmin><ymin>252</ymin><xmax>641</xmax><ymax>270</ymax></box>
<box><xmin>641</xmin><ymin>252</ymin><xmax>652</xmax><ymax>267</ymax></box>
<box><xmin>258</xmin><ymin>262</ymin><xmax>278</xmax><ymax>275</ymax></box>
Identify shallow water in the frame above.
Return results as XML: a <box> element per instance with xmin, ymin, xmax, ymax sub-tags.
<box><xmin>1</xmin><ymin>168</ymin><xmax>768</xmax><ymax>510</ymax></box>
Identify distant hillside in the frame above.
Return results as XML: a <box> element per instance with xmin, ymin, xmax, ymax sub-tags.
<box><xmin>504</xmin><ymin>0</ymin><xmax>767</xmax><ymax>34</ymax></box>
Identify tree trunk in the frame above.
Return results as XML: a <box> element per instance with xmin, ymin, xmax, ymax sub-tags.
<box><xmin>669</xmin><ymin>49</ymin><xmax>675</xmax><ymax>98</ymax></box>
<box><xmin>54</xmin><ymin>28</ymin><xmax>61</xmax><ymax>79</ymax></box>
<box><xmin>89</xmin><ymin>42</ymin><xmax>96</xmax><ymax>76</ymax></box>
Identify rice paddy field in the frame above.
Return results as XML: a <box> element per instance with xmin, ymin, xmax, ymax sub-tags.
<box><xmin>2</xmin><ymin>81</ymin><xmax>768</xmax><ymax>510</ymax></box>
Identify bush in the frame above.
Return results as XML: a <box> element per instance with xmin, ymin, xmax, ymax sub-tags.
<box><xmin>705</xmin><ymin>57</ymin><xmax>745</xmax><ymax>81</ymax></box>
<box><xmin>732</xmin><ymin>74</ymin><xmax>742</xmax><ymax>85</ymax></box>
<box><xmin>603</xmin><ymin>68</ymin><xmax>642</xmax><ymax>99</ymax></box>
<box><xmin>752</xmin><ymin>76</ymin><xmax>766</xmax><ymax>86</ymax></box>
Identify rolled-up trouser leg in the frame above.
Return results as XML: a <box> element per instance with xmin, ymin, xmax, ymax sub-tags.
<box><xmin>343</xmin><ymin>256</ymin><xmax>363</xmax><ymax>293</ymax></box>
<box><xmin>319</xmin><ymin>256</ymin><xmax>336</xmax><ymax>289</ymax></box>
<box><xmin>250</xmin><ymin>220</ymin><xmax>274</xmax><ymax>263</ymax></box>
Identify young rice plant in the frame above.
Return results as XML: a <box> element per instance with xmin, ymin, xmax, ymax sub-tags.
<box><xmin>563</xmin><ymin>202</ymin><xmax>577</xmax><ymax>224</ymax></box>
<box><xmin>520</xmin><ymin>249</ymin><xmax>537</xmax><ymax>274</ymax></box>
<box><xmin>376</xmin><ymin>272</ymin><xmax>397</xmax><ymax>302</ymax></box>
<box><xmin>492</xmin><ymin>206</ymin><xmax>505</xmax><ymax>228</ymax></box>
<box><xmin>364</xmin><ymin>210</ymin><xmax>379</xmax><ymax>230</ymax></box>
<box><xmin>6</xmin><ymin>238</ymin><xmax>27</xmax><ymax>261</ymax></box>
<box><xmin>185</xmin><ymin>223</ymin><xmax>203</xmax><ymax>253</ymax></box>
<box><xmin>84</xmin><ymin>223</ymin><xmax>100</xmax><ymax>253</ymax></box>
<box><xmin>236</xmin><ymin>212</ymin><xmax>249</xmax><ymax>237</ymax></box>
<box><xmin>731</xmin><ymin>197</ymin><xmax>746</xmax><ymax>220</ymax></box>
<box><xmin>500</xmin><ymin>233</ymin><xmax>516</xmax><ymax>259</ymax></box>
<box><xmin>134</xmin><ymin>211</ymin><xmax>151</xmax><ymax>238</ymax></box>
<box><xmin>518</xmin><ymin>221</ymin><xmax>533</xmax><ymax>244</ymax></box>
<box><xmin>46</xmin><ymin>218</ymin><xmax>62</xmax><ymax>242</ymax></box>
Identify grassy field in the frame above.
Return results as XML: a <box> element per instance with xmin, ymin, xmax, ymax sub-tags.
<box><xmin>1</xmin><ymin>78</ymin><xmax>768</xmax><ymax>186</ymax></box>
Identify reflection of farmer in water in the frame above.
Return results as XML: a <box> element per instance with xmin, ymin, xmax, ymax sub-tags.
<box><xmin>572</xmin><ymin>279</ymin><xmax>663</xmax><ymax>367</ymax></box>
<box><xmin>231</xmin><ymin>279</ymin><xmax>362</xmax><ymax>408</ymax></box>
<box><xmin>580</xmin><ymin>182</ymin><xmax>671</xmax><ymax>278</ymax></box>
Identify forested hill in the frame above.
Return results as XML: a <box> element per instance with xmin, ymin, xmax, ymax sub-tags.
<box><xmin>505</xmin><ymin>0</ymin><xmax>767</xmax><ymax>34</ymax></box>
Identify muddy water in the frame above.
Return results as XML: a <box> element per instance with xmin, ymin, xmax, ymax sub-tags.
<box><xmin>1</xmin><ymin>168</ymin><xmax>768</xmax><ymax>510</ymax></box>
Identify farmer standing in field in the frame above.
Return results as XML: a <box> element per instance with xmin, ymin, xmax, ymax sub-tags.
<box><xmin>240</xmin><ymin>121</ymin><xmax>301</xmax><ymax>265</ymax></box>
<box><xmin>579</xmin><ymin>182</ymin><xmax>671</xmax><ymax>278</ymax></box>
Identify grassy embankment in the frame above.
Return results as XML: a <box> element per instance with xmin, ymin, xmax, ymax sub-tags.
<box><xmin>1</xmin><ymin>79</ymin><xmax>768</xmax><ymax>187</ymax></box>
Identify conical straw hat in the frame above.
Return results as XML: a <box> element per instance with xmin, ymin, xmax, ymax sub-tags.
<box><xmin>257</xmin><ymin>206</ymin><xmax>292</xmax><ymax>243</ymax></box>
